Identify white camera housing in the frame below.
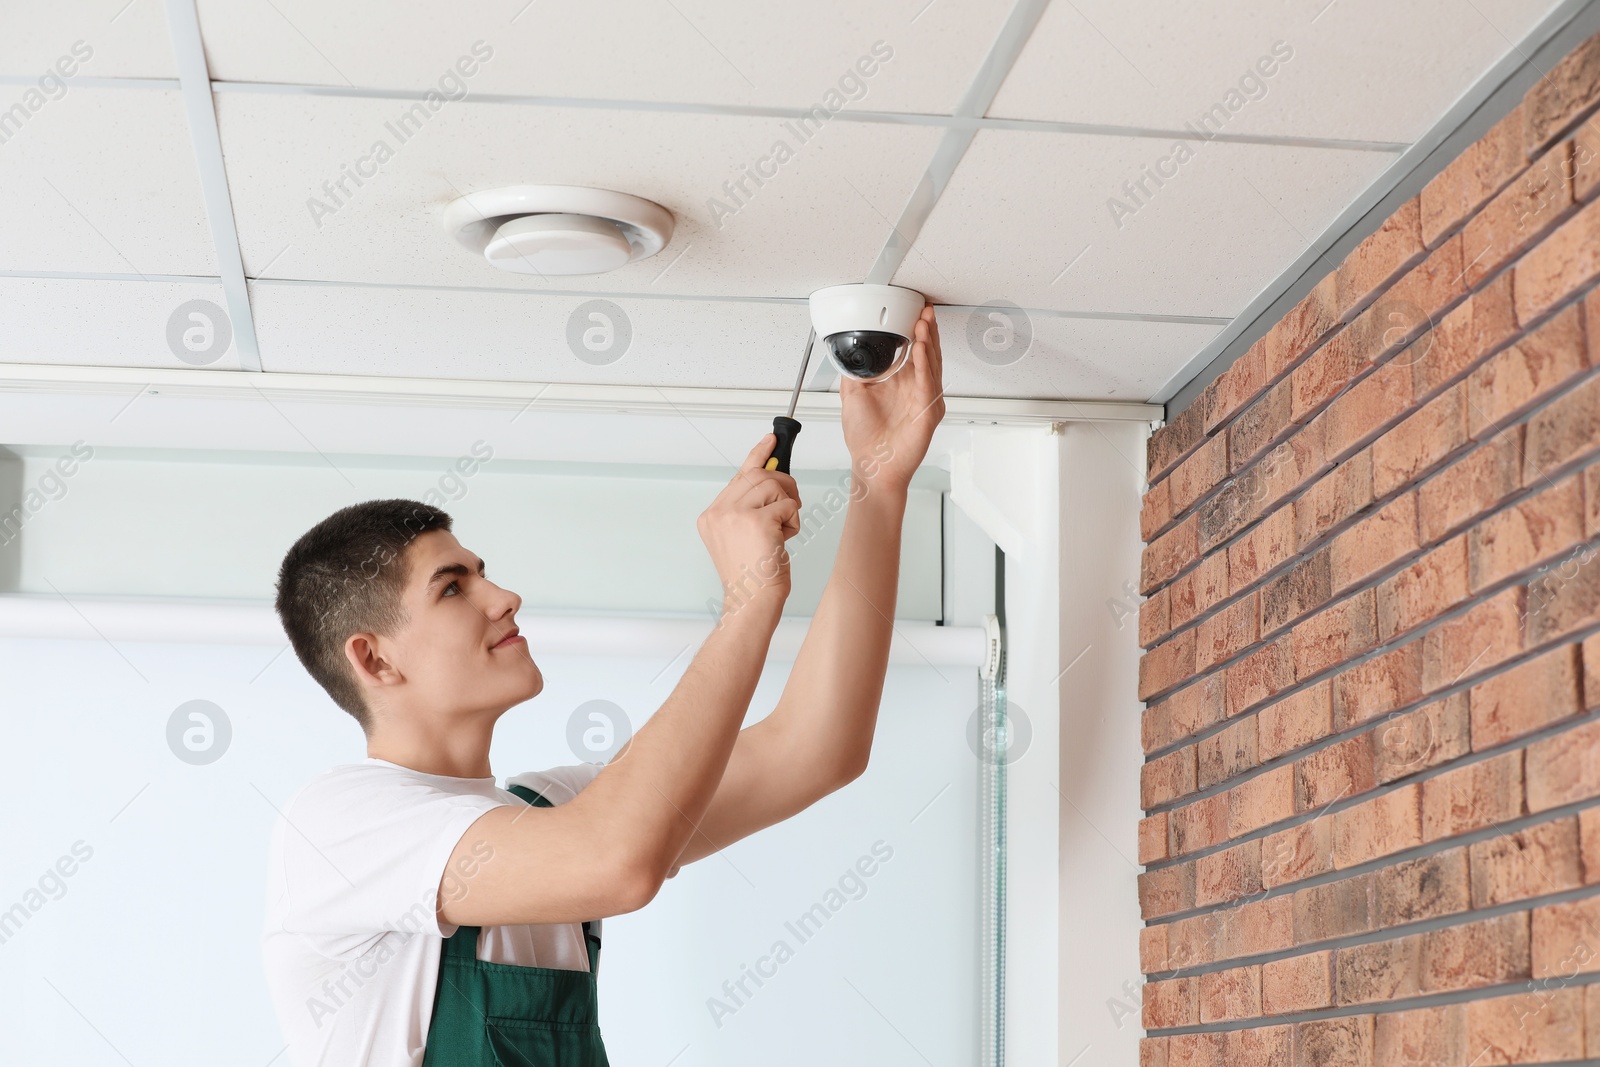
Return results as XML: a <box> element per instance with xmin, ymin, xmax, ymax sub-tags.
<box><xmin>807</xmin><ymin>283</ymin><xmax>926</xmax><ymax>382</ymax></box>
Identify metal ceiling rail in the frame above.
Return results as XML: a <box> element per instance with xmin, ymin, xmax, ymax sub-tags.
<box><xmin>0</xmin><ymin>362</ymin><xmax>1162</xmax><ymax>424</ymax></box>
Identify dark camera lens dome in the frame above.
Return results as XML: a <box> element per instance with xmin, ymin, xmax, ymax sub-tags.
<box><xmin>827</xmin><ymin>331</ymin><xmax>907</xmax><ymax>380</ymax></box>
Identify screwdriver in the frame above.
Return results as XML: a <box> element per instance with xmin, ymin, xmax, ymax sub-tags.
<box><xmin>765</xmin><ymin>327</ymin><xmax>815</xmax><ymax>474</ymax></box>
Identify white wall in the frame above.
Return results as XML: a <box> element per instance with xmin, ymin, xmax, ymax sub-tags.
<box><xmin>0</xmin><ymin>634</ymin><xmax>980</xmax><ymax>1066</ymax></box>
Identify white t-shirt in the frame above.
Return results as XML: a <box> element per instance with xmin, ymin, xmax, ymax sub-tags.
<box><xmin>261</xmin><ymin>757</ymin><xmax>606</xmax><ymax>1067</ymax></box>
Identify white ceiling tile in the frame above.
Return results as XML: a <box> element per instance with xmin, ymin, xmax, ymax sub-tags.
<box><xmin>987</xmin><ymin>0</ymin><xmax>1561</xmax><ymax>143</ymax></box>
<box><xmin>0</xmin><ymin>1</ymin><xmax>175</xmax><ymax>79</ymax></box>
<box><xmin>193</xmin><ymin>0</ymin><xmax>1011</xmax><ymax>114</ymax></box>
<box><xmin>0</xmin><ymin>88</ymin><xmax>216</xmax><ymax>275</ymax></box>
<box><xmin>216</xmin><ymin>94</ymin><xmax>941</xmax><ymax>294</ymax></box>
<box><xmin>0</xmin><ymin>277</ymin><xmax>242</xmax><ymax>369</ymax></box>
<box><xmin>893</xmin><ymin>129</ymin><xmax>1392</xmax><ymax>318</ymax></box>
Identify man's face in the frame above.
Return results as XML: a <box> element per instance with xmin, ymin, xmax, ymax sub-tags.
<box><xmin>360</xmin><ymin>529</ymin><xmax>541</xmax><ymax>718</ymax></box>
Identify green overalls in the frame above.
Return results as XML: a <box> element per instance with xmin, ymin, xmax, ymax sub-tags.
<box><xmin>421</xmin><ymin>783</ymin><xmax>610</xmax><ymax>1066</ymax></box>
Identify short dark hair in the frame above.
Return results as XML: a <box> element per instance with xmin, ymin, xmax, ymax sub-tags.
<box><xmin>274</xmin><ymin>499</ymin><xmax>453</xmax><ymax>730</ymax></box>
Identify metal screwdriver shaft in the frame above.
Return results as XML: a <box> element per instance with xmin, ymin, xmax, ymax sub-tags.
<box><xmin>765</xmin><ymin>327</ymin><xmax>815</xmax><ymax>473</ymax></box>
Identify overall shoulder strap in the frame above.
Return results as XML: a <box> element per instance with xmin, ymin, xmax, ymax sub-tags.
<box><xmin>506</xmin><ymin>782</ymin><xmax>602</xmax><ymax>974</ymax></box>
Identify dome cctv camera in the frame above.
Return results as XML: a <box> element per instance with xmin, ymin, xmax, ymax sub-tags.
<box><xmin>808</xmin><ymin>283</ymin><xmax>926</xmax><ymax>383</ymax></box>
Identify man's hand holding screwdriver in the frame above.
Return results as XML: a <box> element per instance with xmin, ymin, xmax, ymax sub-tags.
<box><xmin>697</xmin><ymin>433</ymin><xmax>803</xmax><ymax>615</ymax></box>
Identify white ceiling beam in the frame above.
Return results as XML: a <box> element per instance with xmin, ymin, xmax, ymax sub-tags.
<box><xmin>163</xmin><ymin>0</ymin><xmax>262</xmax><ymax>370</ymax></box>
<box><xmin>0</xmin><ymin>362</ymin><xmax>1161</xmax><ymax>424</ymax></box>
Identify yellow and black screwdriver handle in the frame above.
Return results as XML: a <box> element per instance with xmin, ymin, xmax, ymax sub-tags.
<box><xmin>765</xmin><ymin>416</ymin><xmax>801</xmax><ymax>473</ymax></box>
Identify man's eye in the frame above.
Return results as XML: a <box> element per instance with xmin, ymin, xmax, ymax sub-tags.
<box><xmin>444</xmin><ymin>580</ymin><xmax>459</xmax><ymax>597</ymax></box>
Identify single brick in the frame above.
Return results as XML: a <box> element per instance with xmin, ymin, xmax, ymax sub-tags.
<box><xmin>1140</xmin><ymin>923</ymin><xmax>1169</xmax><ymax>974</ymax></box>
<box><xmin>1140</xmin><ymin>812</ymin><xmax>1171</xmax><ymax>865</ymax></box>
<box><xmin>1377</xmin><ymin>535</ymin><xmax>1470</xmax><ymax>641</ymax></box>
<box><xmin>1460</xmin><ymin>139</ymin><xmax>1575</xmax><ymax>287</ymax></box>
<box><xmin>1526</xmin><ymin>719</ymin><xmax>1600</xmax><ymax>811</ymax></box>
<box><xmin>1149</xmin><ymin>396</ymin><xmax>1210</xmax><ymax>483</ymax></box>
<box><xmin>1198</xmin><ymin>965</ymin><xmax>1261</xmax><ymax>1023</ymax></box>
<box><xmin>1465</xmin><ymin>987</ymin><xmax>1586</xmax><ymax>1064</ymax></box>
<box><xmin>1469</xmin><ymin>642</ymin><xmax>1582</xmax><ymax>749</ymax></box>
<box><xmin>1470</xmin><ymin>816</ymin><xmax>1582</xmax><ymax>907</ymax></box>
<box><xmin>1466</xmin><ymin>299</ymin><xmax>1587</xmax><ymax>439</ymax></box>
<box><xmin>1171</xmin><ymin>792</ymin><xmax>1229</xmax><ymax>855</ymax></box>
<box><xmin>1523</xmin><ymin>538</ymin><xmax>1600</xmax><ymax>648</ymax></box>
<box><xmin>1229</xmin><ymin>764</ymin><xmax>1294</xmax><ymax>837</ymax></box>
<box><xmin>1374</xmin><ymin>692</ymin><xmax>1470</xmax><ymax>784</ymax></box>
<box><xmin>1419</xmin><ymin>912</ymin><xmax>1532</xmax><ymax>992</ymax></box>
<box><xmin>1142</xmin><ymin>477</ymin><xmax>1172</xmax><ymax>541</ymax></box>
<box><xmin>1229</xmin><ymin>377</ymin><xmax>1294</xmax><ymax>473</ymax></box>
<box><xmin>1293</xmin><ymin>1015</ymin><xmax>1374</xmax><ymax>1067</ymax></box>
<box><xmin>1421</xmin><ymin>101</ymin><xmax>1525</xmax><ymax>244</ymax></box>
<box><xmin>1373</xmin><ymin>1004</ymin><xmax>1467</xmax><ymax>1067</ymax></box>
<box><xmin>1144</xmin><ymin>701</ymin><xmax>1175</xmax><ymax>753</ymax></box>
<box><xmin>1530</xmin><ymin>895</ymin><xmax>1600</xmax><ymax>978</ymax></box>
<box><xmin>1590</xmin><ymin>984</ymin><xmax>1600</xmax><ymax>1057</ymax></box>
<box><xmin>1295</xmin><ymin>732</ymin><xmax>1376</xmax><ymax>812</ymax></box>
<box><xmin>1236</xmin><ymin>894</ymin><xmax>1297</xmax><ymax>958</ymax></box>
<box><xmin>1223</xmin><ymin>1025</ymin><xmax>1290</xmax><ymax>1067</ymax></box>
<box><xmin>1167</xmin><ymin>1033</ymin><xmax>1224</xmax><ymax>1067</ymax></box>
<box><xmin>1139</xmin><ymin>628</ymin><xmax>1196</xmax><ymax>702</ymax></box>
<box><xmin>1334</xmin><ymin>641</ymin><xmax>1424</xmax><ymax>730</ymax></box>
<box><xmin>1142</xmin><ymin>513</ymin><xmax>1199</xmax><ymax>594</ymax></box>
<box><xmin>1170</xmin><ymin>550</ymin><xmax>1229</xmax><ymax>629</ymax></box>
<box><xmin>1143</xmin><ymin>746</ymin><xmax>1198</xmax><ymax>808</ymax></box>
<box><xmin>1469</xmin><ymin>474</ymin><xmax>1586</xmax><ymax>592</ymax></box>
<box><xmin>1143</xmin><ymin>974</ymin><xmax>1199</xmax><ymax>1028</ymax></box>
<box><xmin>1522</xmin><ymin>373</ymin><xmax>1600</xmax><ymax>484</ymax></box>
<box><xmin>1333</xmin><ymin>782</ymin><xmax>1422</xmax><ymax>867</ymax></box>
<box><xmin>1294</xmin><ymin>450</ymin><xmax>1374</xmax><ymax>552</ymax></box>
<box><xmin>1374</xmin><ymin>847</ymin><xmax>1470</xmax><ymax>927</ymax></box>
<box><xmin>1198</xmin><ymin>717</ymin><xmax>1257</xmax><ymax>790</ymax></box>
<box><xmin>1317</xmin><ymin>358</ymin><xmax>1413</xmax><ymax>465</ymax></box>
<box><xmin>1262</xmin><ymin>951</ymin><xmax>1331</xmax><ymax>1014</ymax></box>
<box><xmin>1140</xmin><ymin>584</ymin><xmax>1171</xmax><ymax>649</ymax></box>
<box><xmin>1140</xmin><ymin>1037</ymin><xmax>1168</xmax><ymax>1067</ymax></box>
<box><xmin>1334</xmin><ymin>934</ymin><xmax>1420</xmax><ymax>1004</ymax></box>
<box><xmin>1329</xmin><ymin>493</ymin><xmax>1419</xmax><ymax>594</ymax></box>
<box><xmin>1164</xmin><ymin>915</ymin><xmax>1211</xmax><ymax>971</ymax></box>
<box><xmin>1155</xmin><ymin>674</ymin><xmax>1227</xmax><ymax>746</ymax></box>
<box><xmin>1514</xmin><ymin>195</ymin><xmax>1600</xmax><ymax>326</ymax></box>
<box><xmin>1522</xmin><ymin>31</ymin><xmax>1600</xmax><ymax>155</ymax></box>
<box><xmin>1229</xmin><ymin>506</ymin><xmax>1295</xmax><ymax>593</ymax></box>
<box><xmin>1257</xmin><ymin>680</ymin><xmax>1333</xmax><ymax>762</ymax></box>
<box><xmin>1420</xmin><ymin>586</ymin><xmax>1524</xmax><ymax>692</ymax></box>
<box><xmin>1196</xmin><ymin>592</ymin><xmax>1260</xmax><ymax>672</ymax></box>
<box><xmin>1170</xmin><ymin>433</ymin><xmax>1229</xmax><ymax>514</ymax></box>
<box><xmin>1417</xmin><ymin>425</ymin><xmax>1523</xmax><ymax>544</ymax></box>
<box><xmin>1293</xmin><ymin>872</ymin><xmax>1373</xmax><ymax>942</ymax></box>
<box><xmin>1227</xmin><ymin>636</ymin><xmax>1295</xmax><ymax>717</ymax></box>
<box><xmin>1411</xmin><ymin>270</ymin><xmax>1518</xmax><ymax>397</ymax></box>
<box><xmin>1372</xmin><ymin>383</ymin><xmax>1470</xmax><ymax>498</ymax></box>
<box><xmin>1262</xmin><ymin>816</ymin><xmax>1334</xmax><ymax>888</ymax></box>
<box><xmin>1292</xmin><ymin>588</ymin><xmax>1378</xmax><ymax>680</ymax></box>
<box><xmin>1196</xmin><ymin>838</ymin><xmax>1262</xmax><ymax>907</ymax></box>
<box><xmin>1139</xmin><ymin>862</ymin><xmax>1197</xmax><ymax>919</ymax></box>
<box><xmin>1337</xmin><ymin>196</ymin><xmax>1426</xmax><ymax>321</ymax></box>
<box><xmin>1266</xmin><ymin>274</ymin><xmax>1341</xmax><ymax>375</ymax></box>
<box><xmin>1421</xmin><ymin>749</ymin><xmax>1525</xmax><ymax>841</ymax></box>
<box><xmin>1262</xmin><ymin>546</ymin><xmax>1333</xmax><ymax>635</ymax></box>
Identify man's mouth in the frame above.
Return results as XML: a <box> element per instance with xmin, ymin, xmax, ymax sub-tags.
<box><xmin>491</xmin><ymin>626</ymin><xmax>523</xmax><ymax>650</ymax></box>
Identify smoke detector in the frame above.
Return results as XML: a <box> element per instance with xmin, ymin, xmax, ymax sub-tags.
<box><xmin>442</xmin><ymin>185</ymin><xmax>675</xmax><ymax>276</ymax></box>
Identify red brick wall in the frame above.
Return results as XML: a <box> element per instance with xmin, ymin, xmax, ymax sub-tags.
<box><xmin>1135</xmin><ymin>31</ymin><xmax>1600</xmax><ymax>1067</ymax></box>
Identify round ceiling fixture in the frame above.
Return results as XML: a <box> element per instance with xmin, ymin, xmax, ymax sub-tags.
<box><xmin>442</xmin><ymin>185</ymin><xmax>674</xmax><ymax>276</ymax></box>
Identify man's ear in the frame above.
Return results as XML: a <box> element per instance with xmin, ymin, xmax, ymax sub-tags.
<box><xmin>346</xmin><ymin>632</ymin><xmax>404</xmax><ymax>691</ymax></box>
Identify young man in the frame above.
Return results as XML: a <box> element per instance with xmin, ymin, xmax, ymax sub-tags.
<box><xmin>260</xmin><ymin>306</ymin><xmax>944</xmax><ymax>1066</ymax></box>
